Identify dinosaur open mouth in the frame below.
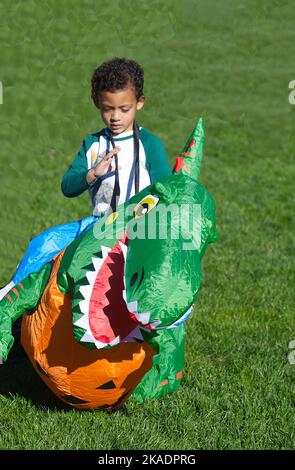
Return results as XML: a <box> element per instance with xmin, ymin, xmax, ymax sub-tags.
<box><xmin>73</xmin><ymin>232</ymin><xmax>194</xmax><ymax>350</ymax></box>
<box><xmin>73</xmin><ymin>234</ymin><xmax>145</xmax><ymax>349</ymax></box>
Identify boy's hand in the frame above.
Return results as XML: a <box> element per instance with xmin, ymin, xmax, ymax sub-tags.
<box><xmin>87</xmin><ymin>146</ymin><xmax>121</xmax><ymax>184</ymax></box>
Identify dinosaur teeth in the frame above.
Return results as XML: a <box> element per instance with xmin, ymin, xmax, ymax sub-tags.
<box><xmin>94</xmin><ymin>339</ymin><xmax>112</xmax><ymax>349</ymax></box>
<box><xmin>80</xmin><ymin>285</ymin><xmax>93</xmax><ymax>299</ymax></box>
<box><xmin>122</xmin><ymin>327</ymin><xmax>144</xmax><ymax>342</ymax></box>
<box><xmin>149</xmin><ymin>320</ymin><xmax>161</xmax><ymax>329</ymax></box>
<box><xmin>80</xmin><ymin>330</ymin><xmax>120</xmax><ymax>349</ymax></box>
<box><xmin>101</xmin><ymin>245</ymin><xmax>111</xmax><ymax>259</ymax></box>
<box><xmin>86</xmin><ymin>271</ymin><xmax>97</xmax><ymax>284</ymax></box>
<box><xmin>76</xmin><ymin>243</ymin><xmax>127</xmax><ymax>350</ymax></box>
<box><xmin>133</xmin><ymin>311</ymin><xmax>151</xmax><ymax>325</ymax></box>
<box><xmin>74</xmin><ymin>315</ymin><xmax>89</xmax><ymax>330</ymax></box>
<box><xmin>109</xmin><ymin>336</ymin><xmax>120</xmax><ymax>347</ymax></box>
<box><xmin>92</xmin><ymin>256</ymin><xmax>103</xmax><ymax>271</ymax></box>
<box><xmin>79</xmin><ymin>299</ymin><xmax>90</xmax><ymax>315</ymax></box>
<box><xmin>140</xmin><ymin>325</ymin><xmax>154</xmax><ymax>332</ymax></box>
<box><xmin>131</xmin><ymin>327</ymin><xmax>144</xmax><ymax>341</ymax></box>
<box><xmin>119</xmin><ymin>241</ymin><xmax>127</xmax><ymax>260</ymax></box>
<box><xmin>80</xmin><ymin>331</ymin><xmax>96</xmax><ymax>344</ymax></box>
<box><xmin>122</xmin><ymin>289</ymin><xmax>126</xmax><ymax>301</ymax></box>
<box><xmin>126</xmin><ymin>300</ymin><xmax>152</xmax><ymax>327</ymax></box>
<box><xmin>127</xmin><ymin>300</ymin><xmax>138</xmax><ymax>313</ymax></box>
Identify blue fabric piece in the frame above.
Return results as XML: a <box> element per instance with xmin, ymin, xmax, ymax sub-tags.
<box><xmin>12</xmin><ymin>215</ymin><xmax>98</xmax><ymax>285</ymax></box>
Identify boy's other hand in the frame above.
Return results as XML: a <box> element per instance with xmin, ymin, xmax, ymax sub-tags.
<box><xmin>87</xmin><ymin>146</ymin><xmax>121</xmax><ymax>184</ymax></box>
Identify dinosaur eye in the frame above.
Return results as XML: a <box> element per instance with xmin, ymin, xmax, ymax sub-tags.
<box><xmin>133</xmin><ymin>195</ymin><xmax>159</xmax><ymax>219</ymax></box>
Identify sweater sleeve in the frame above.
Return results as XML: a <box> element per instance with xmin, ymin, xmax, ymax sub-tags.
<box><xmin>142</xmin><ymin>131</ymin><xmax>172</xmax><ymax>184</ymax></box>
<box><xmin>61</xmin><ymin>140</ymin><xmax>90</xmax><ymax>198</ymax></box>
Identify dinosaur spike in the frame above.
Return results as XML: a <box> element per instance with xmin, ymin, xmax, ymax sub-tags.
<box><xmin>173</xmin><ymin>117</ymin><xmax>205</xmax><ymax>180</ymax></box>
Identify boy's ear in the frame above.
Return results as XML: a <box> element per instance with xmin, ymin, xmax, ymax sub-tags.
<box><xmin>136</xmin><ymin>95</ymin><xmax>145</xmax><ymax>111</ymax></box>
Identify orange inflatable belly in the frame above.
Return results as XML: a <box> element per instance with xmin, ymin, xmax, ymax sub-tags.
<box><xmin>21</xmin><ymin>252</ymin><xmax>155</xmax><ymax>410</ymax></box>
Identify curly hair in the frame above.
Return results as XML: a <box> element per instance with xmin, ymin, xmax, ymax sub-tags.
<box><xmin>91</xmin><ymin>57</ymin><xmax>144</xmax><ymax>108</ymax></box>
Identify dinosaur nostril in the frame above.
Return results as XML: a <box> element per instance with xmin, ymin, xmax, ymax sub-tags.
<box><xmin>130</xmin><ymin>272</ymin><xmax>138</xmax><ymax>287</ymax></box>
<box><xmin>135</xmin><ymin>267</ymin><xmax>145</xmax><ymax>292</ymax></box>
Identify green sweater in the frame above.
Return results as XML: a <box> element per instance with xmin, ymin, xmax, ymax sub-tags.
<box><xmin>61</xmin><ymin>127</ymin><xmax>172</xmax><ymax>199</ymax></box>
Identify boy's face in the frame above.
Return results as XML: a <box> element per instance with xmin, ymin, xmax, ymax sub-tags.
<box><xmin>97</xmin><ymin>86</ymin><xmax>145</xmax><ymax>135</ymax></box>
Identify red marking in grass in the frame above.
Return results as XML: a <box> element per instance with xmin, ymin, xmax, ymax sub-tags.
<box><xmin>18</xmin><ymin>282</ymin><xmax>24</xmax><ymax>290</ymax></box>
<box><xmin>174</xmin><ymin>156</ymin><xmax>190</xmax><ymax>174</ymax></box>
<box><xmin>12</xmin><ymin>287</ymin><xmax>20</xmax><ymax>298</ymax></box>
<box><xmin>158</xmin><ymin>379</ymin><xmax>169</xmax><ymax>387</ymax></box>
<box><xmin>176</xmin><ymin>371</ymin><xmax>183</xmax><ymax>380</ymax></box>
<box><xmin>5</xmin><ymin>294</ymin><xmax>13</xmax><ymax>303</ymax></box>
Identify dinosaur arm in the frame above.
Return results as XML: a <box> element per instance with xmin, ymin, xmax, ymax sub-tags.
<box><xmin>0</xmin><ymin>261</ymin><xmax>53</xmax><ymax>362</ymax></box>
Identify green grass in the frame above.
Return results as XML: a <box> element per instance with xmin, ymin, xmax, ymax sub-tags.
<box><xmin>0</xmin><ymin>0</ymin><xmax>295</xmax><ymax>450</ymax></box>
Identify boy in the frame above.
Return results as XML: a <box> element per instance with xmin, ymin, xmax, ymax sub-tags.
<box><xmin>61</xmin><ymin>57</ymin><xmax>171</xmax><ymax>216</ymax></box>
<box><xmin>0</xmin><ymin>59</ymin><xmax>172</xmax><ymax>360</ymax></box>
<box><xmin>0</xmin><ymin>58</ymin><xmax>172</xmax><ymax>304</ymax></box>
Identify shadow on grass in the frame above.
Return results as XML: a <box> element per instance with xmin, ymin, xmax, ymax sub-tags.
<box><xmin>0</xmin><ymin>320</ymin><xmax>71</xmax><ymax>412</ymax></box>
<box><xmin>0</xmin><ymin>322</ymin><xmax>128</xmax><ymax>415</ymax></box>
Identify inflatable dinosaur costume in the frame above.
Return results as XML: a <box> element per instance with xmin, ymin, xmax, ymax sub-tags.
<box><xmin>0</xmin><ymin>118</ymin><xmax>218</xmax><ymax>410</ymax></box>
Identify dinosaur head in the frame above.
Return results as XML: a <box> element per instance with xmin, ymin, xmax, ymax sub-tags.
<box><xmin>123</xmin><ymin>118</ymin><xmax>218</xmax><ymax>329</ymax></box>
<box><xmin>69</xmin><ymin>118</ymin><xmax>218</xmax><ymax>349</ymax></box>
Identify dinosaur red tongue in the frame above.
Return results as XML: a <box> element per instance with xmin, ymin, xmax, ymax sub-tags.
<box><xmin>88</xmin><ymin>236</ymin><xmax>139</xmax><ymax>345</ymax></box>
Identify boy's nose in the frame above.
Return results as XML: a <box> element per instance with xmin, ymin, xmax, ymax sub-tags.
<box><xmin>111</xmin><ymin>111</ymin><xmax>120</xmax><ymax>121</ymax></box>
